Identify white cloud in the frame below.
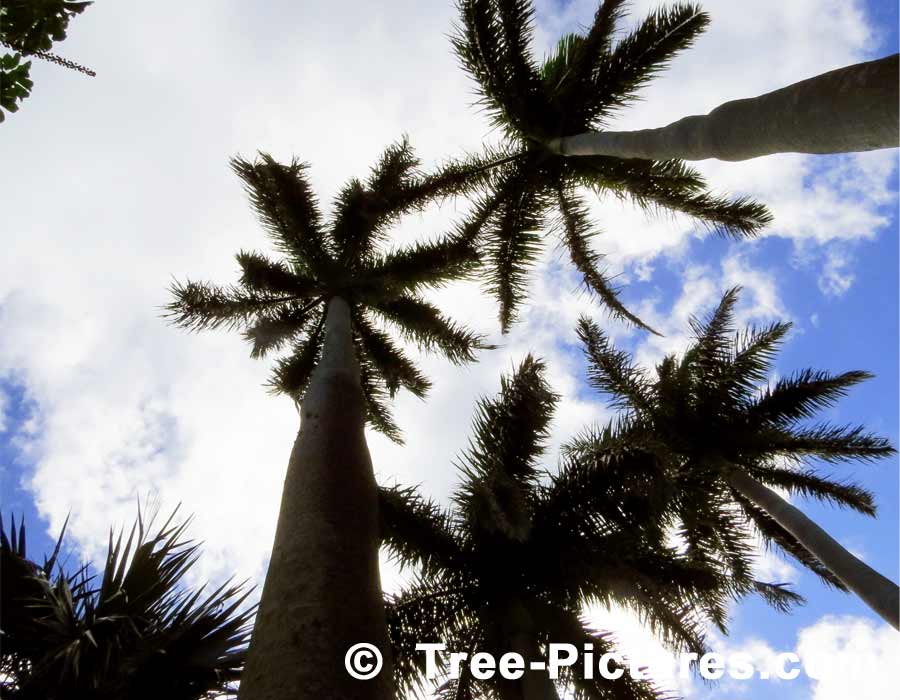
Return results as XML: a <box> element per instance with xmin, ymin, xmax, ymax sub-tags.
<box><xmin>817</xmin><ymin>247</ymin><xmax>857</xmax><ymax>297</ymax></box>
<box><xmin>796</xmin><ymin>615</ymin><xmax>899</xmax><ymax>699</ymax></box>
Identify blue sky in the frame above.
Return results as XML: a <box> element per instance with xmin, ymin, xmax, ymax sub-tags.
<box><xmin>1</xmin><ymin>1</ymin><xmax>897</xmax><ymax>698</ymax></box>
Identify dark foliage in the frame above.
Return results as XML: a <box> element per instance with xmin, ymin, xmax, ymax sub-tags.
<box><xmin>0</xmin><ymin>1</ymin><xmax>93</xmax><ymax>121</ymax></box>
<box><xmin>453</xmin><ymin>0</ymin><xmax>772</xmax><ymax>331</ymax></box>
<box><xmin>166</xmin><ymin>137</ymin><xmax>496</xmax><ymax>442</ymax></box>
<box><xmin>572</xmin><ymin>287</ymin><xmax>895</xmax><ymax>593</ymax></box>
<box><xmin>381</xmin><ymin>357</ymin><xmax>734</xmax><ymax>699</ymax></box>
<box><xmin>0</xmin><ymin>507</ymin><xmax>254</xmax><ymax>700</ymax></box>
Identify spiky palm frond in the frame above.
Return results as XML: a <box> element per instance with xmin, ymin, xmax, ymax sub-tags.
<box><xmin>556</xmin><ymin>184</ymin><xmax>658</xmax><ymax>333</ymax></box>
<box><xmin>588</xmin><ymin>3</ymin><xmax>708</xmax><ymax>123</ymax></box>
<box><xmin>0</xmin><ymin>508</ymin><xmax>254</xmax><ymax>700</ymax></box>
<box><xmin>577</xmin><ymin>315</ymin><xmax>653</xmax><ymax>411</ymax></box>
<box><xmin>453</xmin><ymin>0</ymin><xmax>772</xmax><ymax>331</ymax></box>
<box><xmin>380</xmin><ymin>486</ymin><xmax>461</xmax><ymax>576</ymax></box>
<box><xmin>167</xmin><ymin>139</ymin><xmax>490</xmax><ymax>441</ymax></box>
<box><xmin>381</xmin><ymin>358</ymin><xmax>737</xmax><ymax>698</ymax></box>
<box><xmin>372</xmin><ymin>294</ymin><xmax>492</xmax><ymax>365</ymax></box>
<box><xmin>571</xmin><ymin>287</ymin><xmax>895</xmax><ymax>598</ymax></box>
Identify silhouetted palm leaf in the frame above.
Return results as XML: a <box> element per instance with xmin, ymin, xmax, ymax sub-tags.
<box><xmin>0</xmin><ymin>507</ymin><xmax>254</xmax><ymax>700</ymax></box>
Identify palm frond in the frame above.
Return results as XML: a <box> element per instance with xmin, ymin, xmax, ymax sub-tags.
<box><xmin>361</xmin><ymin>231</ymin><xmax>480</xmax><ymax>297</ymax></box>
<box><xmin>379</xmin><ymin>485</ymin><xmax>461</xmax><ymax>575</ymax></box>
<box><xmin>1</xmin><ymin>508</ymin><xmax>255</xmax><ymax>699</ymax></box>
<box><xmin>752</xmin><ymin>581</ymin><xmax>805</xmax><ymax>613</ymax></box>
<box><xmin>760</xmin><ymin>424</ymin><xmax>895</xmax><ymax>463</ymax></box>
<box><xmin>374</xmin><ymin>295</ymin><xmax>492</xmax><ymax>364</ymax></box>
<box><xmin>484</xmin><ymin>172</ymin><xmax>546</xmax><ymax>331</ymax></box>
<box><xmin>230</xmin><ymin>154</ymin><xmax>329</xmax><ymax>266</ymax></box>
<box><xmin>750</xmin><ymin>464</ymin><xmax>876</xmax><ymax>515</ymax></box>
<box><xmin>357</xmin><ymin>344</ymin><xmax>404</xmax><ymax>443</ymax></box>
<box><xmin>242</xmin><ymin>299</ymin><xmax>324</xmax><ymax>359</ymax></box>
<box><xmin>590</xmin><ymin>3</ymin><xmax>709</xmax><ymax>123</ymax></box>
<box><xmin>556</xmin><ymin>184</ymin><xmax>657</xmax><ymax>333</ymax></box>
<box><xmin>267</xmin><ymin>316</ymin><xmax>326</xmax><ymax>399</ymax></box>
<box><xmin>354</xmin><ymin>312</ymin><xmax>431</xmax><ymax>398</ymax></box>
<box><xmin>458</xmin><ymin>355</ymin><xmax>558</xmax><ymax>484</ymax></box>
<box><xmin>533</xmin><ymin>604</ymin><xmax>662</xmax><ymax>700</ymax></box>
<box><xmin>165</xmin><ymin>280</ymin><xmax>303</xmax><ymax>332</ymax></box>
<box><xmin>235</xmin><ymin>250</ymin><xmax>320</xmax><ymax>296</ymax></box>
<box><xmin>577</xmin><ymin>315</ymin><xmax>653</xmax><ymax>412</ymax></box>
<box><xmin>749</xmin><ymin>369</ymin><xmax>875</xmax><ymax>427</ymax></box>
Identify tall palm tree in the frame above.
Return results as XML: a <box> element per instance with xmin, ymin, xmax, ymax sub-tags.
<box><xmin>571</xmin><ymin>288</ymin><xmax>899</xmax><ymax>628</ymax></box>
<box><xmin>380</xmin><ymin>356</ymin><xmax>768</xmax><ymax>700</ymax></box>
<box><xmin>547</xmin><ymin>53</ymin><xmax>899</xmax><ymax>161</ymax></box>
<box><xmin>166</xmin><ymin>138</ymin><xmax>492</xmax><ymax>700</ymax></box>
<box><xmin>452</xmin><ymin>0</ymin><xmax>772</xmax><ymax>332</ymax></box>
<box><xmin>1</xmin><ymin>507</ymin><xmax>254</xmax><ymax>699</ymax></box>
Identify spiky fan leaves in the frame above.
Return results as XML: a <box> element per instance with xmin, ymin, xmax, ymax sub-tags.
<box><xmin>571</xmin><ymin>287</ymin><xmax>895</xmax><ymax>593</ymax></box>
<box><xmin>166</xmin><ymin>138</ymin><xmax>492</xmax><ymax>441</ymax></box>
<box><xmin>0</xmin><ymin>507</ymin><xmax>255</xmax><ymax>700</ymax></box>
<box><xmin>381</xmin><ymin>357</ymin><xmax>733</xmax><ymax>698</ymax></box>
<box><xmin>453</xmin><ymin>0</ymin><xmax>772</xmax><ymax>331</ymax></box>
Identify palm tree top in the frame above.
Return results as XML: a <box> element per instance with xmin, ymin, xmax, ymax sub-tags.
<box><xmin>0</xmin><ymin>506</ymin><xmax>254</xmax><ymax>699</ymax></box>
<box><xmin>166</xmin><ymin>137</ymin><xmax>495</xmax><ymax>442</ymax></box>
<box><xmin>381</xmin><ymin>356</ymin><xmax>733</xmax><ymax>699</ymax></box>
<box><xmin>452</xmin><ymin>0</ymin><xmax>772</xmax><ymax>332</ymax></box>
<box><xmin>571</xmin><ymin>287</ymin><xmax>896</xmax><ymax>590</ymax></box>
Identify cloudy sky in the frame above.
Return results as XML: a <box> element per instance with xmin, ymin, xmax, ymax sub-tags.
<box><xmin>1</xmin><ymin>0</ymin><xmax>898</xmax><ymax>698</ymax></box>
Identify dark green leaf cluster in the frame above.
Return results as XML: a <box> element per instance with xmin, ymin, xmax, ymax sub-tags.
<box><xmin>381</xmin><ymin>357</ymin><xmax>734</xmax><ymax>699</ymax></box>
<box><xmin>0</xmin><ymin>508</ymin><xmax>255</xmax><ymax>700</ymax></box>
<box><xmin>453</xmin><ymin>0</ymin><xmax>772</xmax><ymax>331</ymax></box>
<box><xmin>573</xmin><ymin>287</ymin><xmax>895</xmax><ymax>592</ymax></box>
<box><xmin>1</xmin><ymin>1</ymin><xmax>93</xmax><ymax>120</ymax></box>
<box><xmin>0</xmin><ymin>52</ymin><xmax>33</xmax><ymax>122</ymax></box>
<box><xmin>166</xmin><ymin>137</ymin><xmax>494</xmax><ymax>442</ymax></box>
<box><xmin>0</xmin><ymin>1</ymin><xmax>91</xmax><ymax>55</ymax></box>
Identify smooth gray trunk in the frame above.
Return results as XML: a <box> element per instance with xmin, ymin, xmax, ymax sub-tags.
<box><xmin>728</xmin><ymin>469</ymin><xmax>899</xmax><ymax>629</ymax></box>
<box><xmin>239</xmin><ymin>296</ymin><xmax>394</xmax><ymax>700</ymax></box>
<box><xmin>548</xmin><ymin>54</ymin><xmax>899</xmax><ymax>161</ymax></box>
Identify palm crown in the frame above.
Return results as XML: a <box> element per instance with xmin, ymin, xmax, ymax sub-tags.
<box><xmin>380</xmin><ymin>357</ymin><xmax>734</xmax><ymax>700</ymax></box>
<box><xmin>166</xmin><ymin>138</ymin><xmax>493</xmax><ymax>442</ymax></box>
<box><xmin>570</xmin><ymin>288</ymin><xmax>895</xmax><ymax>592</ymax></box>
<box><xmin>0</xmin><ymin>508</ymin><xmax>254</xmax><ymax>700</ymax></box>
<box><xmin>453</xmin><ymin>0</ymin><xmax>772</xmax><ymax>331</ymax></box>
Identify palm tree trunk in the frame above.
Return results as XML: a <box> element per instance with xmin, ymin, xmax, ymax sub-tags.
<box><xmin>548</xmin><ymin>54</ymin><xmax>899</xmax><ymax>161</ymax></box>
<box><xmin>239</xmin><ymin>296</ymin><xmax>395</xmax><ymax>700</ymax></box>
<box><xmin>728</xmin><ymin>469</ymin><xmax>899</xmax><ymax>629</ymax></box>
<box><xmin>504</xmin><ymin>601</ymin><xmax>561</xmax><ymax>700</ymax></box>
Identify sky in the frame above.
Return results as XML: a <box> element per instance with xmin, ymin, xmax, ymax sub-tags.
<box><xmin>1</xmin><ymin>1</ymin><xmax>898</xmax><ymax>698</ymax></box>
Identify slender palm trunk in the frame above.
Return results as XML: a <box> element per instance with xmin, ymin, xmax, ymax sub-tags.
<box><xmin>239</xmin><ymin>296</ymin><xmax>394</xmax><ymax>700</ymax></box>
<box><xmin>504</xmin><ymin>602</ymin><xmax>561</xmax><ymax>700</ymax></box>
<box><xmin>728</xmin><ymin>469</ymin><xmax>899</xmax><ymax>629</ymax></box>
<box><xmin>548</xmin><ymin>54</ymin><xmax>899</xmax><ymax>161</ymax></box>
<box><xmin>509</xmin><ymin>635</ymin><xmax>561</xmax><ymax>700</ymax></box>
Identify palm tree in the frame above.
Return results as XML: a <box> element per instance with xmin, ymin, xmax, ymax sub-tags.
<box><xmin>166</xmin><ymin>138</ymin><xmax>492</xmax><ymax>700</ymax></box>
<box><xmin>380</xmin><ymin>356</ymin><xmax>764</xmax><ymax>700</ymax></box>
<box><xmin>571</xmin><ymin>288</ymin><xmax>899</xmax><ymax>628</ymax></box>
<box><xmin>452</xmin><ymin>0</ymin><xmax>772</xmax><ymax>332</ymax></box>
<box><xmin>547</xmin><ymin>53</ymin><xmax>899</xmax><ymax>161</ymax></box>
<box><xmin>0</xmin><ymin>507</ymin><xmax>254</xmax><ymax>699</ymax></box>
